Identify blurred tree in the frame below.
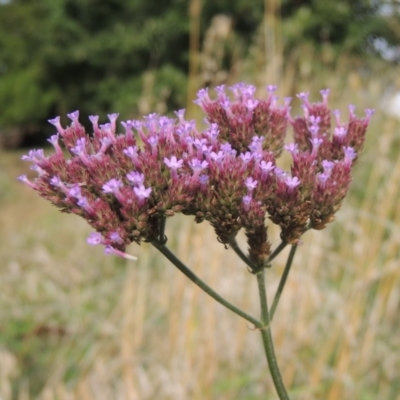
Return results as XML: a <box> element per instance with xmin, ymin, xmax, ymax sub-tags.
<box><xmin>281</xmin><ymin>0</ymin><xmax>399</xmax><ymax>58</ymax></box>
<box><xmin>0</xmin><ymin>0</ymin><xmax>398</xmax><ymax>146</ymax></box>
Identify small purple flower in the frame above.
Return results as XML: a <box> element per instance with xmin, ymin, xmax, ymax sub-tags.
<box><xmin>109</xmin><ymin>231</ymin><xmax>123</xmax><ymax>244</ymax></box>
<box><xmin>127</xmin><ymin>171</ymin><xmax>145</xmax><ymax>186</ymax></box>
<box><xmin>284</xmin><ymin>176</ymin><xmax>300</xmax><ymax>191</ymax></box>
<box><xmin>108</xmin><ymin>113</ymin><xmax>119</xmax><ymax>127</ymax></box>
<box><xmin>47</xmin><ymin>134</ymin><xmax>62</xmax><ymax>155</ymax></box>
<box><xmin>240</xmin><ymin>152</ymin><xmax>253</xmax><ymax>163</ymax></box>
<box><xmin>102</xmin><ymin>179</ymin><xmax>123</xmax><ymax>194</ymax></box>
<box><xmin>348</xmin><ymin>104</ymin><xmax>356</xmax><ymax>117</ymax></box>
<box><xmin>133</xmin><ymin>184</ymin><xmax>152</xmax><ymax>201</ymax></box>
<box><xmin>164</xmin><ymin>156</ymin><xmax>184</xmax><ymax>171</ymax></box>
<box><xmin>242</xmin><ymin>195</ymin><xmax>252</xmax><ymax>211</ymax></box>
<box><xmin>189</xmin><ymin>158</ymin><xmax>208</xmax><ymax>172</ymax></box>
<box><xmin>317</xmin><ymin>172</ymin><xmax>330</xmax><ymax>188</ymax></box>
<box><xmin>147</xmin><ymin>135</ymin><xmax>159</xmax><ymax>147</ymax></box>
<box><xmin>285</xmin><ymin>143</ymin><xmax>298</xmax><ymax>155</ymax></box>
<box><xmin>249</xmin><ymin>136</ymin><xmax>264</xmax><ymax>153</ymax></box>
<box><xmin>104</xmin><ymin>246</ymin><xmax>137</xmax><ymax>261</ymax></box>
<box><xmin>17</xmin><ymin>174</ymin><xmax>36</xmax><ymax>189</ymax></box>
<box><xmin>267</xmin><ymin>85</ymin><xmax>277</xmax><ymax>93</ymax></box>
<box><xmin>297</xmin><ymin>92</ymin><xmax>309</xmax><ymax>103</ymax></box>
<box><xmin>309</xmin><ymin>115</ymin><xmax>321</xmax><ymax>126</ymax></box>
<box><xmin>246</xmin><ymin>99</ymin><xmax>259</xmax><ymax>111</ymax></box>
<box><xmin>334</xmin><ymin>126</ymin><xmax>347</xmax><ymax>138</ymax></box>
<box><xmin>309</xmin><ymin>125</ymin><xmax>319</xmax><ymax>136</ymax></box>
<box><xmin>365</xmin><ymin>108</ymin><xmax>375</xmax><ymax>118</ymax></box>
<box><xmin>241</xmin><ymin>84</ymin><xmax>256</xmax><ymax>97</ymax></box>
<box><xmin>220</xmin><ymin>143</ymin><xmax>236</xmax><ymax>156</ymax></box>
<box><xmin>198</xmin><ymin>174</ymin><xmax>209</xmax><ymax>186</ymax></box>
<box><xmin>68</xmin><ymin>184</ymin><xmax>82</xmax><ymax>199</ymax></box>
<box><xmin>21</xmin><ymin>149</ymin><xmax>45</xmax><ymax>163</ymax></box>
<box><xmin>67</xmin><ymin>110</ymin><xmax>80</xmax><ymax>126</ymax></box>
<box><xmin>89</xmin><ymin>115</ymin><xmax>99</xmax><ymax>128</ymax></box>
<box><xmin>174</xmin><ymin>109</ymin><xmax>186</xmax><ymax>123</ymax></box>
<box><xmin>322</xmin><ymin>160</ymin><xmax>334</xmax><ymax>172</ymax></box>
<box><xmin>210</xmin><ymin>151</ymin><xmax>225</xmax><ymax>163</ymax></box>
<box><xmin>30</xmin><ymin>164</ymin><xmax>46</xmax><ymax>176</ymax></box>
<box><xmin>98</xmin><ymin>137</ymin><xmax>112</xmax><ymax>154</ymax></box>
<box><xmin>344</xmin><ymin>147</ymin><xmax>357</xmax><ymax>165</ymax></box>
<box><xmin>245</xmin><ymin>177</ymin><xmax>258</xmax><ymax>192</ymax></box>
<box><xmin>333</xmin><ymin>109</ymin><xmax>341</xmax><ymax>125</ymax></box>
<box><xmin>77</xmin><ymin>196</ymin><xmax>95</xmax><ymax>214</ymax></box>
<box><xmin>310</xmin><ymin>137</ymin><xmax>323</xmax><ymax>156</ymax></box>
<box><xmin>320</xmin><ymin>88</ymin><xmax>330</xmax><ymax>104</ymax></box>
<box><xmin>123</xmin><ymin>146</ymin><xmax>140</xmax><ymax>166</ymax></box>
<box><xmin>87</xmin><ymin>232</ymin><xmax>104</xmax><ymax>246</ymax></box>
<box><xmin>50</xmin><ymin>176</ymin><xmax>63</xmax><ymax>187</ymax></box>
<box><xmin>48</xmin><ymin>116</ymin><xmax>65</xmax><ymax>135</ymax></box>
<box><xmin>260</xmin><ymin>160</ymin><xmax>274</xmax><ymax>176</ymax></box>
<box><xmin>71</xmin><ymin>138</ymin><xmax>86</xmax><ymax>154</ymax></box>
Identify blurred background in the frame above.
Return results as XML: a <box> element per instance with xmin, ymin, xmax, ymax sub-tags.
<box><xmin>1</xmin><ymin>0</ymin><xmax>400</xmax><ymax>399</ymax></box>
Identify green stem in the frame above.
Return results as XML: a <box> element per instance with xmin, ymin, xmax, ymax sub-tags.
<box><xmin>264</xmin><ymin>240</ymin><xmax>288</xmax><ymax>267</ymax></box>
<box><xmin>151</xmin><ymin>240</ymin><xmax>261</xmax><ymax>328</ymax></box>
<box><xmin>256</xmin><ymin>271</ymin><xmax>291</xmax><ymax>400</ymax></box>
<box><xmin>158</xmin><ymin>216</ymin><xmax>167</xmax><ymax>244</ymax></box>
<box><xmin>270</xmin><ymin>244</ymin><xmax>297</xmax><ymax>321</ymax></box>
<box><xmin>228</xmin><ymin>236</ymin><xmax>259</xmax><ymax>272</ymax></box>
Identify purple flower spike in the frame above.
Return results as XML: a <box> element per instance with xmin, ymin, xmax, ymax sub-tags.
<box><xmin>87</xmin><ymin>232</ymin><xmax>104</xmax><ymax>246</ymax></box>
<box><xmin>267</xmin><ymin>85</ymin><xmax>277</xmax><ymax>93</ymax></box>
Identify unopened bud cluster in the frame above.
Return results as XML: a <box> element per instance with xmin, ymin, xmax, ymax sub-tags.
<box><xmin>19</xmin><ymin>84</ymin><xmax>373</xmax><ymax>265</ymax></box>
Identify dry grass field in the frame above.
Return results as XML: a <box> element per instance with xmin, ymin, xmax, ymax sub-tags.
<box><xmin>1</xmin><ymin>55</ymin><xmax>400</xmax><ymax>399</ymax></box>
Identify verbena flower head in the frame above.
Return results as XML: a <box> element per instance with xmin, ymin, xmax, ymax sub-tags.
<box><xmin>19</xmin><ymin>84</ymin><xmax>373</xmax><ymax>265</ymax></box>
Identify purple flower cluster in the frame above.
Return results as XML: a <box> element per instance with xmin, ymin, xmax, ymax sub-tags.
<box><xmin>19</xmin><ymin>84</ymin><xmax>373</xmax><ymax>264</ymax></box>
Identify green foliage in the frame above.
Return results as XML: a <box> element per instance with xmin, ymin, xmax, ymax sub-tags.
<box><xmin>0</xmin><ymin>0</ymin><xmax>398</xmax><ymax>143</ymax></box>
<box><xmin>281</xmin><ymin>0</ymin><xmax>399</xmax><ymax>55</ymax></box>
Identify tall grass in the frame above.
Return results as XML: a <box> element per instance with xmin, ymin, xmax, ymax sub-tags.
<box><xmin>1</xmin><ymin>8</ymin><xmax>400</xmax><ymax>400</ymax></box>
